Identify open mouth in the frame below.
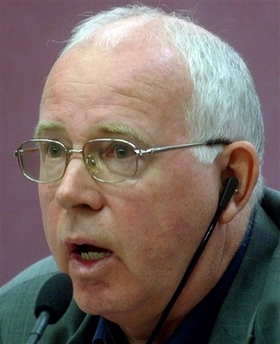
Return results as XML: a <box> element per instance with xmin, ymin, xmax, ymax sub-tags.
<box><xmin>74</xmin><ymin>244</ymin><xmax>111</xmax><ymax>261</ymax></box>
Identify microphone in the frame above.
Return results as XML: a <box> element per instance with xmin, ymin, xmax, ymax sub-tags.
<box><xmin>27</xmin><ymin>273</ymin><xmax>73</xmax><ymax>344</ymax></box>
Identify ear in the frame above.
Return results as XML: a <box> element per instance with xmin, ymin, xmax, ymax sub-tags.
<box><xmin>217</xmin><ymin>141</ymin><xmax>259</xmax><ymax>224</ymax></box>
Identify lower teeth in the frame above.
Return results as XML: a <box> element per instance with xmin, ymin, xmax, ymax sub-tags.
<box><xmin>81</xmin><ymin>251</ymin><xmax>109</xmax><ymax>261</ymax></box>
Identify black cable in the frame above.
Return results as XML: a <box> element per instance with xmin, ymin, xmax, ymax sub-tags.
<box><xmin>145</xmin><ymin>178</ymin><xmax>238</xmax><ymax>344</ymax></box>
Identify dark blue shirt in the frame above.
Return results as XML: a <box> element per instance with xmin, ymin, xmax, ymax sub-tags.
<box><xmin>92</xmin><ymin>214</ymin><xmax>255</xmax><ymax>344</ymax></box>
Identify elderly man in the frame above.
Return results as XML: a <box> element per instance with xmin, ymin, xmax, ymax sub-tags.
<box><xmin>1</xmin><ymin>5</ymin><xmax>279</xmax><ymax>344</ymax></box>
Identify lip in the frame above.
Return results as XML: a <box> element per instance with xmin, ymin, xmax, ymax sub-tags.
<box><xmin>65</xmin><ymin>237</ymin><xmax>115</xmax><ymax>274</ymax></box>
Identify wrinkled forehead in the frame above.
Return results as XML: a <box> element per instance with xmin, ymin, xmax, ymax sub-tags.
<box><xmin>43</xmin><ymin>20</ymin><xmax>192</xmax><ymax>112</ymax></box>
<box><xmin>58</xmin><ymin>19</ymin><xmax>183</xmax><ymax>69</ymax></box>
<box><xmin>53</xmin><ymin>16</ymin><xmax>192</xmax><ymax>81</ymax></box>
<box><xmin>39</xmin><ymin>19</ymin><xmax>193</xmax><ymax>142</ymax></box>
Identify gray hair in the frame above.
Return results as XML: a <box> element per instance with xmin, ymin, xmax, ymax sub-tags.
<box><xmin>61</xmin><ymin>5</ymin><xmax>264</xmax><ymax>202</ymax></box>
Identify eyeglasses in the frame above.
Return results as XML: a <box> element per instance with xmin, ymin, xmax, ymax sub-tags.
<box><xmin>13</xmin><ymin>138</ymin><xmax>229</xmax><ymax>184</ymax></box>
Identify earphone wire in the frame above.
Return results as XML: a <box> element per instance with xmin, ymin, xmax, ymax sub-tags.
<box><xmin>145</xmin><ymin>178</ymin><xmax>238</xmax><ymax>344</ymax></box>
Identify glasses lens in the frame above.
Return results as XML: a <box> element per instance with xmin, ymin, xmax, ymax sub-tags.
<box><xmin>17</xmin><ymin>140</ymin><xmax>66</xmax><ymax>183</ymax></box>
<box><xmin>83</xmin><ymin>139</ymin><xmax>137</xmax><ymax>182</ymax></box>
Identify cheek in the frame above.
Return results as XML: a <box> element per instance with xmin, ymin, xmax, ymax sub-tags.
<box><xmin>38</xmin><ymin>186</ymin><xmax>48</xmax><ymax>234</ymax></box>
<box><xmin>38</xmin><ymin>186</ymin><xmax>59</xmax><ymax>254</ymax></box>
<box><xmin>114</xmin><ymin>163</ymin><xmax>218</xmax><ymax>277</ymax></box>
<box><xmin>110</xmin><ymin>182</ymin><xmax>203</xmax><ymax>282</ymax></box>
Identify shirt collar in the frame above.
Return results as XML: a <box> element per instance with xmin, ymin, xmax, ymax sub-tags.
<box><xmin>93</xmin><ymin>317</ymin><xmax>129</xmax><ymax>344</ymax></box>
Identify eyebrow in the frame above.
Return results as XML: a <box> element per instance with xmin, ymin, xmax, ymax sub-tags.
<box><xmin>34</xmin><ymin>122</ymin><xmax>68</xmax><ymax>138</ymax></box>
<box><xmin>34</xmin><ymin>121</ymin><xmax>151</xmax><ymax>146</ymax></box>
<box><xmin>96</xmin><ymin>123</ymin><xmax>151</xmax><ymax>146</ymax></box>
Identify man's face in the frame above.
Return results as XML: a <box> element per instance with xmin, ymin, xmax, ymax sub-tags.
<box><xmin>38</xmin><ymin>33</ymin><xmax>220</xmax><ymax>327</ymax></box>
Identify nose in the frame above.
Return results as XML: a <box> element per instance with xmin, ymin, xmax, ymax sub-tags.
<box><xmin>54</xmin><ymin>157</ymin><xmax>104</xmax><ymax>211</ymax></box>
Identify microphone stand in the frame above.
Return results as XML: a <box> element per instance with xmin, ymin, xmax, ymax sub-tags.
<box><xmin>27</xmin><ymin>311</ymin><xmax>51</xmax><ymax>344</ymax></box>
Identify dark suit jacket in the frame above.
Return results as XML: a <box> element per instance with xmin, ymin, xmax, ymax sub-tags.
<box><xmin>1</xmin><ymin>188</ymin><xmax>279</xmax><ymax>343</ymax></box>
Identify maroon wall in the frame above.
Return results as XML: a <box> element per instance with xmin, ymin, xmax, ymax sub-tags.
<box><xmin>1</xmin><ymin>1</ymin><xmax>279</xmax><ymax>285</ymax></box>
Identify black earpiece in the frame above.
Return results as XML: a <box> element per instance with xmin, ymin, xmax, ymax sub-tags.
<box><xmin>218</xmin><ymin>177</ymin><xmax>239</xmax><ymax>209</ymax></box>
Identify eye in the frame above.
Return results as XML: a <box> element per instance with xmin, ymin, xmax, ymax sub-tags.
<box><xmin>44</xmin><ymin>142</ymin><xmax>65</xmax><ymax>159</ymax></box>
<box><xmin>113</xmin><ymin>143</ymin><xmax>133</xmax><ymax>159</ymax></box>
<box><xmin>105</xmin><ymin>142</ymin><xmax>134</xmax><ymax>159</ymax></box>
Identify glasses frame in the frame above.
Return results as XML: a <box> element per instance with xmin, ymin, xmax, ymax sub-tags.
<box><xmin>14</xmin><ymin>138</ymin><xmax>230</xmax><ymax>184</ymax></box>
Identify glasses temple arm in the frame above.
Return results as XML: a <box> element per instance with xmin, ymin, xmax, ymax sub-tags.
<box><xmin>135</xmin><ymin>139</ymin><xmax>231</xmax><ymax>156</ymax></box>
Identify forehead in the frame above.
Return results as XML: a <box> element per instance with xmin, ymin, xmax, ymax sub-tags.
<box><xmin>39</xmin><ymin>24</ymin><xmax>191</xmax><ymax>142</ymax></box>
<box><xmin>46</xmin><ymin>29</ymin><xmax>187</xmax><ymax>95</ymax></box>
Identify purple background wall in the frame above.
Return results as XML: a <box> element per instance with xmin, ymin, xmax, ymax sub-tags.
<box><xmin>1</xmin><ymin>1</ymin><xmax>279</xmax><ymax>286</ymax></box>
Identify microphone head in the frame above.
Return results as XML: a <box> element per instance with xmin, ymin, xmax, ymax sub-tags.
<box><xmin>35</xmin><ymin>273</ymin><xmax>73</xmax><ymax>324</ymax></box>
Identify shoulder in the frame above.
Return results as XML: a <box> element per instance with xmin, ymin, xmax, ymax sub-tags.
<box><xmin>210</xmin><ymin>188</ymin><xmax>280</xmax><ymax>343</ymax></box>
<box><xmin>0</xmin><ymin>257</ymin><xmax>59</xmax><ymax>342</ymax></box>
<box><xmin>0</xmin><ymin>256</ymin><xmax>98</xmax><ymax>343</ymax></box>
<box><xmin>254</xmin><ymin>187</ymin><xmax>280</xmax><ymax>341</ymax></box>
<box><xmin>0</xmin><ymin>256</ymin><xmax>58</xmax><ymax>296</ymax></box>
<box><xmin>260</xmin><ymin>187</ymin><xmax>280</xmax><ymax>227</ymax></box>
<box><xmin>0</xmin><ymin>257</ymin><xmax>71</xmax><ymax>343</ymax></box>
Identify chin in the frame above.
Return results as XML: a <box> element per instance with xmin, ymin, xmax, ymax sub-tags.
<box><xmin>72</xmin><ymin>280</ymin><xmax>114</xmax><ymax>315</ymax></box>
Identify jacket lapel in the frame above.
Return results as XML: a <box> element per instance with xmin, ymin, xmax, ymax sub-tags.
<box><xmin>210</xmin><ymin>198</ymin><xmax>279</xmax><ymax>343</ymax></box>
